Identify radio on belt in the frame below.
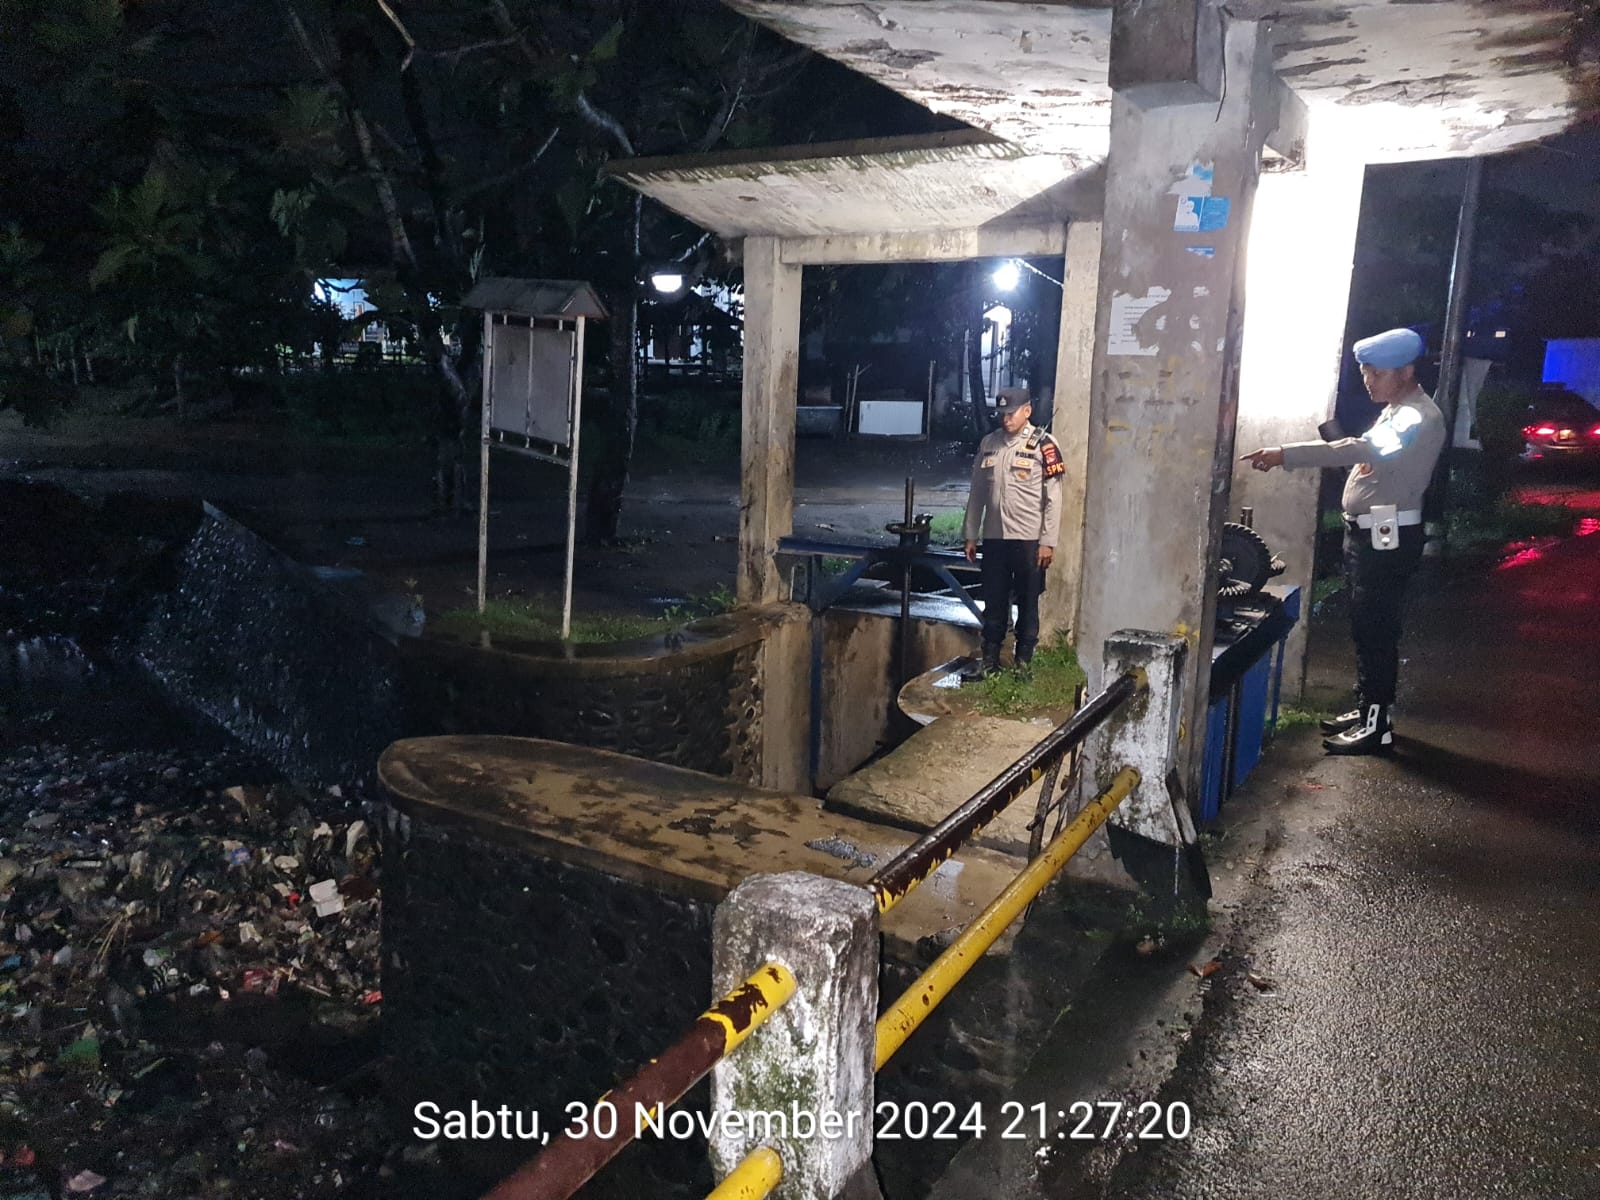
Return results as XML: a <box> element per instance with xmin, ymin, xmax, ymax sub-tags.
<box><xmin>1369</xmin><ymin>503</ymin><xmax>1399</xmax><ymax>551</ymax></box>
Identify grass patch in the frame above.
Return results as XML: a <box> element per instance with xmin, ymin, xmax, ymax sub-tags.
<box><xmin>659</xmin><ymin>586</ymin><xmax>736</xmax><ymax>624</ymax></box>
<box><xmin>434</xmin><ymin>599</ymin><xmax>663</xmax><ymax>645</ymax></box>
<box><xmin>928</xmin><ymin>511</ymin><xmax>965</xmax><ymax>546</ymax></box>
<box><xmin>1448</xmin><ymin>498</ymin><xmax>1577</xmax><ymax>551</ymax></box>
<box><xmin>1312</xmin><ymin>577</ymin><xmax>1345</xmax><ymax>605</ymax></box>
<box><xmin>969</xmin><ymin>638</ymin><xmax>1087</xmax><ymax>718</ymax></box>
<box><xmin>1274</xmin><ymin>705</ymin><xmax>1326</xmax><ymax>732</ymax></box>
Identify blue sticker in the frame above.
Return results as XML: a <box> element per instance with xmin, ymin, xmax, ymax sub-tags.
<box><xmin>1186</xmin><ymin>246</ymin><xmax>1217</xmax><ymax>258</ymax></box>
<box><xmin>1175</xmin><ymin>196</ymin><xmax>1231</xmax><ymax>233</ymax></box>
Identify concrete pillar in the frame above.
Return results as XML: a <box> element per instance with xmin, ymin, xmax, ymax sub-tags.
<box><xmin>756</xmin><ymin>604</ymin><xmax>813</xmax><ymax>794</ymax></box>
<box><xmin>1096</xmin><ymin>631</ymin><xmax>1193</xmax><ymax>847</ymax></box>
<box><xmin>1232</xmin><ymin>139</ymin><xmax>1365</xmax><ymax>702</ymax></box>
<box><xmin>738</xmin><ymin>236</ymin><xmax>803</xmax><ymax>606</ymax></box>
<box><xmin>710</xmin><ymin>872</ymin><xmax>879</xmax><ymax>1200</ymax></box>
<box><xmin>1039</xmin><ymin>219</ymin><xmax>1102</xmax><ymax>643</ymax></box>
<box><xmin>1074</xmin><ymin>12</ymin><xmax>1275</xmax><ymax>796</ymax></box>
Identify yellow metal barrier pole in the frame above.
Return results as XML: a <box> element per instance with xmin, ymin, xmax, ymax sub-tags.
<box><xmin>705</xmin><ymin>1147</ymin><xmax>783</xmax><ymax>1200</ymax></box>
<box><xmin>875</xmin><ymin>767</ymin><xmax>1140</xmax><ymax>1070</ymax></box>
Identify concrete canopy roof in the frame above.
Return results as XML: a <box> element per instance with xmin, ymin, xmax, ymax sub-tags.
<box><xmin>730</xmin><ymin>0</ymin><xmax>1578</xmax><ymax>162</ymax></box>
<box><xmin>603</xmin><ymin>129</ymin><xmax>1100</xmax><ymax>242</ymax></box>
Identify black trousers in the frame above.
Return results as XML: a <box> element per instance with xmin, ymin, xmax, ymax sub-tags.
<box><xmin>980</xmin><ymin>538</ymin><xmax>1042</xmax><ymax>651</ymax></box>
<box><xmin>1344</xmin><ymin>524</ymin><xmax>1425</xmax><ymax>706</ymax></box>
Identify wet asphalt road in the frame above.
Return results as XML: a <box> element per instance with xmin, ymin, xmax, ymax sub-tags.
<box><xmin>1101</xmin><ymin>532</ymin><xmax>1600</xmax><ymax>1199</ymax></box>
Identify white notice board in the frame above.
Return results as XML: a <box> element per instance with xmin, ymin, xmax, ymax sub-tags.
<box><xmin>489</xmin><ymin>322</ymin><xmax>576</xmax><ymax>447</ymax></box>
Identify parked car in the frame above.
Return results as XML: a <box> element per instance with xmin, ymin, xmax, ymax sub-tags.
<box><xmin>1520</xmin><ymin>387</ymin><xmax>1600</xmax><ymax>463</ymax></box>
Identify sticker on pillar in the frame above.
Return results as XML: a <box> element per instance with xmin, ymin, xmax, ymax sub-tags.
<box><xmin>1186</xmin><ymin>246</ymin><xmax>1217</xmax><ymax>259</ymax></box>
<box><xmin>1175</xmin><ymin>196</ymin><xmax>1230</xmax><ymax>233</ymax></box>
<box><xmin>1169</xmin><ymin>162</ymin><xmax>1215</xmax><ymax>199</ymax></box>
<box><xmin>1107</xmin><ymin>287</ymin><xmax>1172</xmax><ymax>357</ymax></box>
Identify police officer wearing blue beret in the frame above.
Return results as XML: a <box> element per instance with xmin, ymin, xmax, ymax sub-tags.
<box><xmin>1241</xmin><ymin>328</ymin><xmax>1446</xmax><ymax>755</ymax></box>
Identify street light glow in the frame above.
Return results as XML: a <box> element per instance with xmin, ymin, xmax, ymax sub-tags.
<box><xmin>992</xmin><ymin>261</ymin><xmax>1021</xmax><ymax>292</ymax></box>
<box><xmin>650</xmin><ymin>272</ymin><xmax>685</xmax><ymax>294</ymax></box>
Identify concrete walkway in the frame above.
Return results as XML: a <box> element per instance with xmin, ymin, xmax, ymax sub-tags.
<box><xmin>1092</xmin><ymin>530</ymin><xmax>1600</xmax><ymax>1198</ymax></box>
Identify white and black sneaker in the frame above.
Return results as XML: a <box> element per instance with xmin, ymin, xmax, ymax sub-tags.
<box><xmin>1320</xmin><ymin>707</ymin><xmax>1364</xmax><ymax>734</ymax></box>
<box><xmin>1322</xmin><ymin>704</ymin><xmax>1392</xmax><ymax>756</ymax></box>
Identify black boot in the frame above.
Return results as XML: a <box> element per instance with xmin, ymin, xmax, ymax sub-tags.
<box><xmin>961</xmin><ymin>642</ymin><xmax>1002</xmax><ymax>684</ymax></box>
<box><xmin>1322</xmin><ymin>704</ymin><xmax>1392</xmax><ymax>755</ymax></box>
<box><xmin>1013</xmin><ymin>642</ymin><xmax>1035</xmax><ymax>679</ymax></box>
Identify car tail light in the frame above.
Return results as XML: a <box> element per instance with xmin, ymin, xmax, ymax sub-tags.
<box><xmin>1528</xmin><ymin>424</ymin><xmax>1558</xmax><ymax>437</ymax></box>
<box><xmin>1589</xmin><ymin>424</ymin><xmax>1600</xmax><ymax>439</ymax></box>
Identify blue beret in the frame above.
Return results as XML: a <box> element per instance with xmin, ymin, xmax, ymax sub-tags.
<box><xmin>1353</xmin><ymin>328</ymin><xmax>1424</xmax><ymax>369</ymax></box>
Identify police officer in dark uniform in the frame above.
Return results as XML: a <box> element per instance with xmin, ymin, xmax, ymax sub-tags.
<box><xmin>1241</xmin><ymin>328</ymin><xmax>1446</xmax><ymax>754</ymax></box>
<box><xmin>960</xmin><ymin>388</ymin><xmax>1066</xmax><ymax>680</ymax></box>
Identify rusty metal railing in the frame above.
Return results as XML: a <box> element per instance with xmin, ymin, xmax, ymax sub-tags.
<box><xmin>869</xmin><ymin>669</ymin><xmax>1143</xmax><ymax>912</ymax></box>
<box><xmin>481</xmin><ymin>963</ymin><xmax>796</xmax><ymax>1200</ymax></box>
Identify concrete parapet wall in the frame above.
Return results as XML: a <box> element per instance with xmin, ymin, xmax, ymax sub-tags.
<box><xmin>400</xmin><ymin>610</ymin><xmax>773</xmax><ymax>781</ymax></box>
<box><xmin>378</xmin><ymin>734</ymin><xmax>1073</xmax><ymax>1198</ymax></box>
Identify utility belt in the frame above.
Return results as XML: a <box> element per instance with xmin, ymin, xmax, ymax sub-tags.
<box><xmin>1343</xmin><ymin>506</ymin><xmax>1421</xmax><ymax>551</ymax></box>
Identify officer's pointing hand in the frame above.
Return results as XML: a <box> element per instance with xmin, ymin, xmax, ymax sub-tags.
<box><xmin>964</xmin><ymin>540</ymin><xmax>978</xmax><ymax>563</ymax></box>
<box><xmin>1240</xmin><ymin>447</ymin><xmax>1284</xmax><ymax>472</ymax></box>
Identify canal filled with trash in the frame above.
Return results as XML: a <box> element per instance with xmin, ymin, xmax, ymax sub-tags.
<box><xmin>1</xmin><ymin>483</ymin><xmax>392</xmax><ymax>1198</ymax></box>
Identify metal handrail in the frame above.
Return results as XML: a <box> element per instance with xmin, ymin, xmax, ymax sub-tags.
<box><xmin>869</xmin><ymin>671</ymin><xmax>1143</xmax><ymax>912</ymax></box>
<box><xmin>482</xmin><ymin>963</ymin><xmax>797</xmax><ymax>1200</ymax></box>
<box><xmin>876</xmin><ymin>767</ymin><xmax>1141</xmax><ymax>1069</ymax></box>
<box><xmin>704</xmin><ymin>1147</ymin><xmax>783</xmax><ymax>1200</ymax></box>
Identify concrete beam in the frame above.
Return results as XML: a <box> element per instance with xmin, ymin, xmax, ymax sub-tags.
<box><xmin>738</xmin><ymin>236</ymin><xmax>803</xmax><ymax>607</ymax></box>
<box><xmin>1038</xmin><ymin>219</ymin><xmax>1101</xmax><ymax>643</ymax></box>
<box><xmin>1074</xmin><ymin>13</ymin><xmax>1276</xmax><ymax>798</ymax></box>
<box><xmin>1108</xmin><ymin>0</ymin><xmax>1225</xmax><ymax>104</ymax></box>
<box><xmin>1264</xmin><ymin>74</ymin><xmax>1310</xmax><ymax>169</ymax></box>
<box><xmin>779</xmin><ymin>225</ymin><xmax>1067</xmax><ymax>267</ymax></box>
<box><xmin>730</xmin><ymin>0</ymin><xmax>1576</xmax><ymax>163</ymax></box>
